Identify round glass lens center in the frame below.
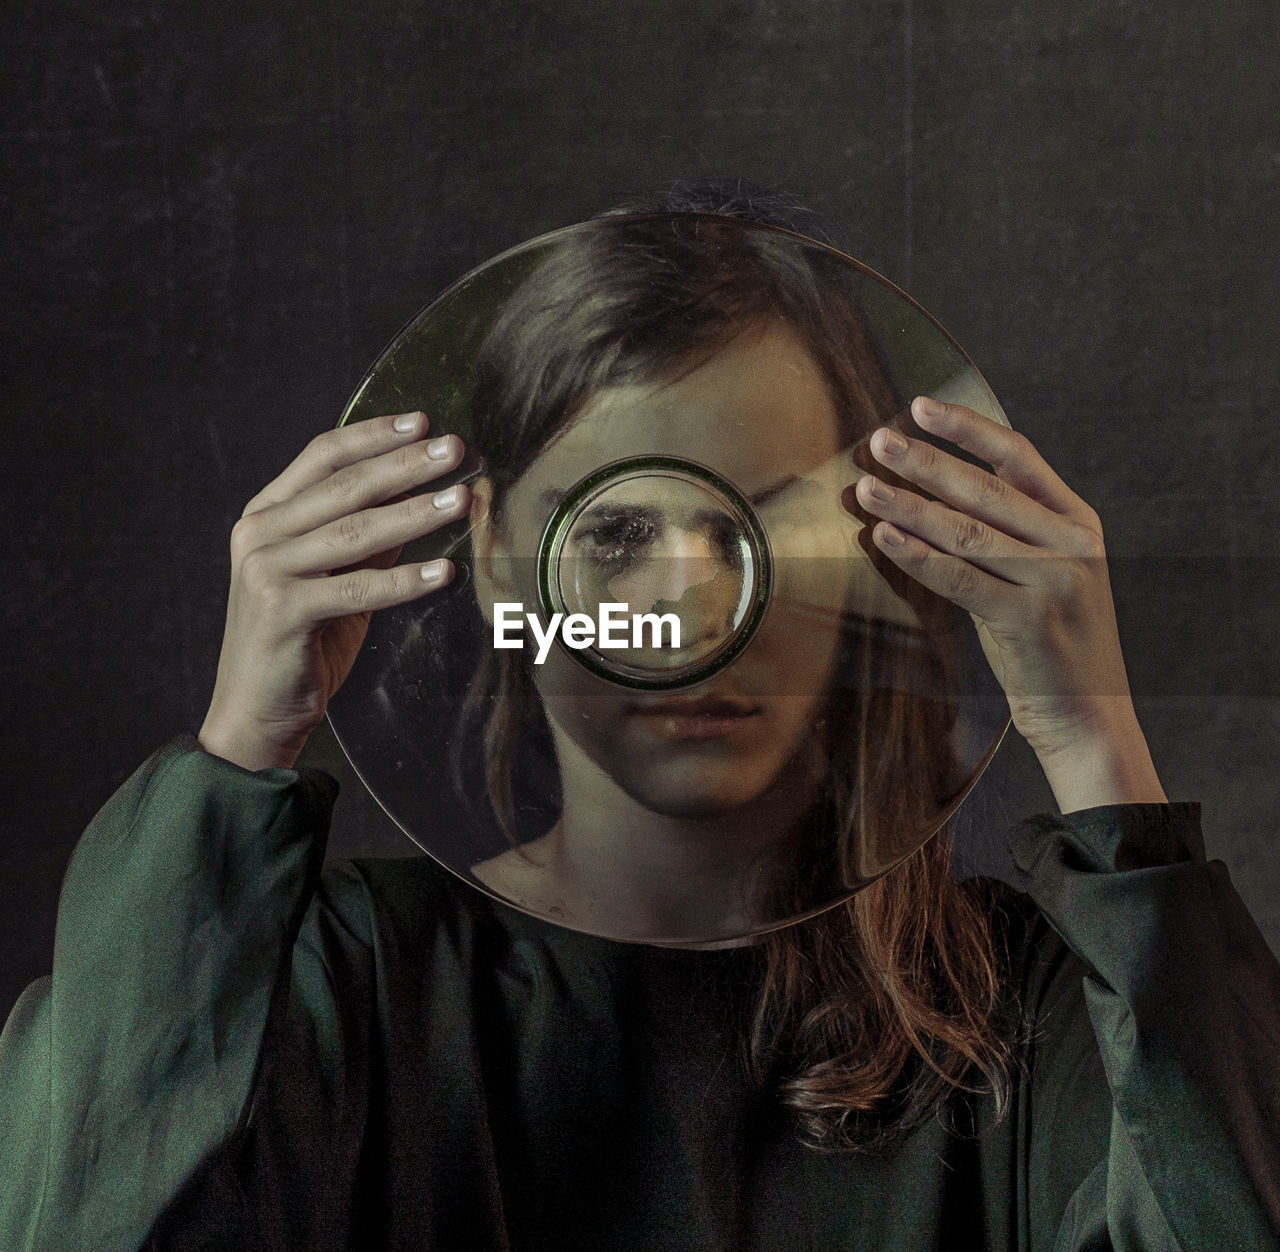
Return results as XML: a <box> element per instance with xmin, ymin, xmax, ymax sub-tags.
<box><xmin>539</xmin><ymin>459</ymin><xmax>771</xmax><ymax>688</ymax></box>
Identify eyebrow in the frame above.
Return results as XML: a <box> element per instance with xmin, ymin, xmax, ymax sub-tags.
<box><xmin>748</xmin><ymin>473</ymin><xmax>802</xmax><ymax>506</ymax></box>
<box><xmin>541</xmin><ymin>471</ymin><xmax>806</xmax><ymax>514</ymax></box>
<box><xmin>575</xmin><ymin>502</ymin><xmax>661</xmax><ymax>525</ymax></box>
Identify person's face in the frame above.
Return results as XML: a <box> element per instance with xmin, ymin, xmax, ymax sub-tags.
<box><xmin>476</xmin><ymin>321</ymin><xmax>853</xmax><ymax>820</ymax></box>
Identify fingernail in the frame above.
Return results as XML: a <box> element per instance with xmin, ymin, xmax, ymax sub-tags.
<box><xmin>879</xmin><ymin>429</ymin><xmax>909</xmax><ymax>457</ymax></box>
<box><xmin>426</xmin><ymin>435</ymin><xmax>453</xmax><ymax>460</ymax></box>
<box><xmin>917</xmin><ymin>396</ymin><xmax>945</xmax><ymax>419</ymax></box>
<box><xmin>420</xmin><ymin>559</ymin><xmax>449</xmax><ymax>585</ymax></box>
<box><xmin>867</xmin><ymin>476</ymin><xmax>894</xmax><ymax>503</ymax></box>
<box><xmin>393</xmin><ymin>412</ymin><xmax>423</xmax><ymax>434</ymax></box>
<box><xmin>879</xmin><ymin>523</ymin><xmax>906</xmax><ymax>547</ymax></box>
<box><xmin>433</xmin><ymin>485</ymin><xmax>461</xmax><ymax>510</ymax></box>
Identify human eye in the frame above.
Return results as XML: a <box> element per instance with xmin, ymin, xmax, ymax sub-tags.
<box><xmin>573</xmin><ymin>508</ymin><xmax>658</xmax><ymax>572</ymax></box>
<box><xmin>703</xmin><ymin>513</ymin><xmax>745</xmax><ymax>574</ymax></box>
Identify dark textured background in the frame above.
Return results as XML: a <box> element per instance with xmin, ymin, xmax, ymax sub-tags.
<box><xmin>3</xmin><ymin>1</ymin><xmax>1278</xmax><ymax>1018</ymax></box>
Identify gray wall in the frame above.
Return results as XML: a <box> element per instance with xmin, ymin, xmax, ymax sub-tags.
<box><xmin>3</xmin><ymin>1</ymin><xmax>1278</xmax><ymax>1017</ymax></box>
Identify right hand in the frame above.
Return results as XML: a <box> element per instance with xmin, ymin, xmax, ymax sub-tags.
<box><xmin>198</xmin><ymin>411</ymin><xmax>469</xmax><ymax>771</ymax></box>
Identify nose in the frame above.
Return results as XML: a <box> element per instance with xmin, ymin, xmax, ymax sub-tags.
<box><xmin>652</xmin><ymin>526</ymin><xmax>717</xmax><ymax>605</ymax></box>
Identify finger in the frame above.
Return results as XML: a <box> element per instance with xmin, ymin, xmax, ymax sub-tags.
<box><xmin>242</xmin><ymin>432</ymin><xmax>465</xmax><ymax>550</ymax></box>
<box><xmin>245</xmin><ymin>412</ymin><xmax>433</xmax><ymax>516</ymax></box>
<box><xmin>854</xmin><ymin>474</ymin><xmax>1041</xmax><ymax>586</ymax></box>
<box><xmin>908</xmin><ymin>396</ymin><xmax>1084</xmax><ymax>519</ymax></box>
<box><xmin>869</xmin><ymin>520</ymin><xmax>1020</xmax><ymax>622</ymax></box>
<box><xmin>298</xmin><ymin>557</ymin><xmax>457</xmax><ymax>620</ymax></box>
<box><xmin>336</xmin><ymin>494</ymin><xmax>410</xmax><ymax>574</ymax></box>
<box><xmin>276</xmin><ymin>483</ymin><xmax>471</xmax><ymax>576</ymax></box>
<box><xmin>864</xmin><ymin>425</ymin><xmax>1065</xmax><ymax>550</ymax></box>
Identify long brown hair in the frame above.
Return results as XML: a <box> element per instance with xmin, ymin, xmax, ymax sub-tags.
<box><xmin>465</xmin><ymin>205</ymin><xmax>1013</xmax><ymax>1148</ymax></box>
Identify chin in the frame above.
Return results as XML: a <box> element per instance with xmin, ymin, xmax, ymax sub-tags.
<box><xmin>614</xmin><ymin>755</ymin><xmax>792</xmax><ymax>820</ymax></box>
<box><xmin>628</xmin><ymin>788</ymin><xmax>756</xmax><ymax>821</ymax></box>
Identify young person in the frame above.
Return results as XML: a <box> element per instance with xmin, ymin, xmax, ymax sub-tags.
<box><xmin>3</xmin><ymin>195</ymin><xmax>1278</xmax><ymax>1250</ymax></box>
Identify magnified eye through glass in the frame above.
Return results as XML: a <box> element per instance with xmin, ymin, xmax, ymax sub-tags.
<box><xmin>543</xmin><ymin>462</ymin><xmax>770</xmax><ymax>686</ymax></box>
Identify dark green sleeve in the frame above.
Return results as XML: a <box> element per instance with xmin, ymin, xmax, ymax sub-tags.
<box><xmin>0</xmin><ymin>737</ymin><xmax>338</xmax><ymax>1252</ymax></box>
<box><xmin>1011</xmin><ymin>802</ymin><xmax>1280</xmax><ymax>1251</ymax></box>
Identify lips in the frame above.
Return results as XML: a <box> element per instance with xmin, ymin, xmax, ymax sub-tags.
<box><xmin>630</xmin><ymin>693</ymin><xmax>760</xmax><ymax>741</ymax></box>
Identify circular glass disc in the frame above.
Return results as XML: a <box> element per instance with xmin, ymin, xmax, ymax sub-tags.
<box><xmin>326</xmin><ymin>212</ymin><xmax>1013</xmax><ymax>947</ymax></box>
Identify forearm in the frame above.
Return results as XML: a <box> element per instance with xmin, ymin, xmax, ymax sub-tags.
<box><xmin>1015</xmin><ymin>803</ymin><xmax>1280</xmax><ymax>1248</ymax></box>
<box><xmin>0</xmin><ymin>738</ymin><xmax>337</xmax><ymax>1250</ymax></box>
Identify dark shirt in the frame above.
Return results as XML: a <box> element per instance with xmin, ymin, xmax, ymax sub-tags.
<box><xmin>2</xmin><ymin>737</ymin><xmax>1278</xmax><ymax>1249</ymax></box>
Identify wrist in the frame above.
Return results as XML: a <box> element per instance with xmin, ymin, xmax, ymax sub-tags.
<box><xmin>1023</xmin><ymin>703</ymin><xmax>1167</xmax><ymax>814</ymax></box>
<box><xmin>197</xmin><ymin>711</ymin><xmax>309</xmax><ymax>772</ymax></box>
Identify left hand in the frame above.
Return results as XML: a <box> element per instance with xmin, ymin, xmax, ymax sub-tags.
<box><xmin>850</xmin><ymin>395</ymin><xmax>1166</xmax><ymax>812</ymax></box>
